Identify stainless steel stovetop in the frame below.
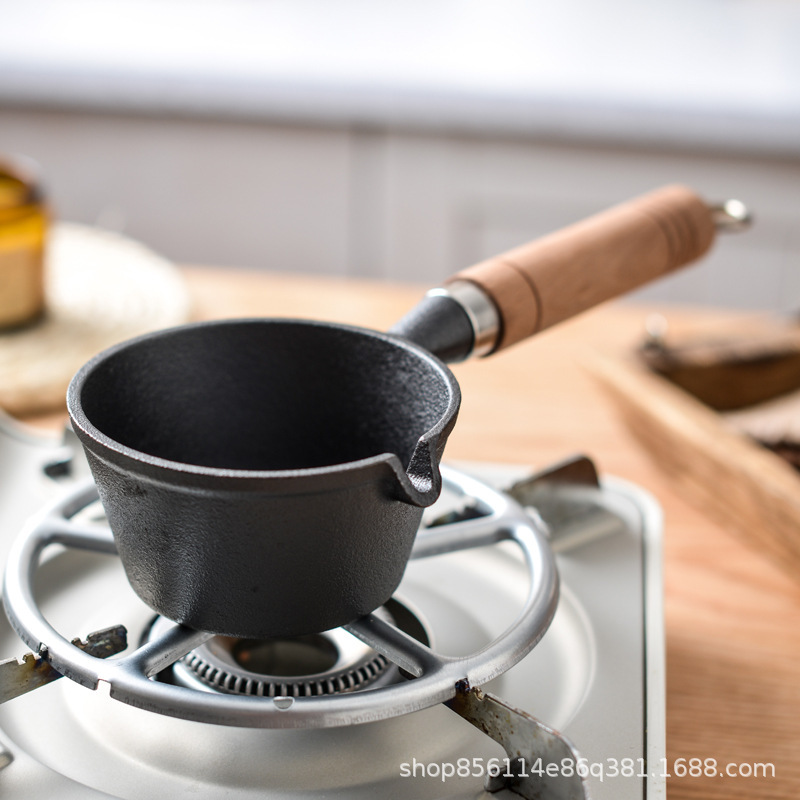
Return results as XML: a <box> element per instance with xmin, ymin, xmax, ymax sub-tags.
<box><xmin>0</xmin><ymin>415</ymin><xmax>665</xmax><ymax>799</ymax></box>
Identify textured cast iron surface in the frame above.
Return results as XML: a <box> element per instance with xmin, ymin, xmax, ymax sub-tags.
<box><xmin>389</xmin><ymin>293</ymin><xmax>474</xmax><ymax>362</ymax></box>
<box><xmin>67</xmin><ymin>319</ymin><xmax>460</xmax><ymax>638</ymax></box>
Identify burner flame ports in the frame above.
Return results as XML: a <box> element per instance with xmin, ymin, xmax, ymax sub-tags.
<box><xmin>145</xmin><ymin>602</ymin><xmax>431</xmax><ymax>699</ymax></box>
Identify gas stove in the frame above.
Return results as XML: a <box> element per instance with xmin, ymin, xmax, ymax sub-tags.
<box><xmin>0</xmin><ymin>415</ymin><xmax>664</xmax><ymax>800</ymax></box>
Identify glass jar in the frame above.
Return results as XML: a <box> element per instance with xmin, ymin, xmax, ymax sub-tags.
<box><xmin>0</xmin><ymin>158</ymin><xmax>48</xmax><ymax>329</ymax></box>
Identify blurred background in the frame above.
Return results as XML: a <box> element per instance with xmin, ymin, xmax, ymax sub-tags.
<box><xmin>1</xmin><ymin>0</ymin><xmax>798</xmax><ymax>308</ymax></box>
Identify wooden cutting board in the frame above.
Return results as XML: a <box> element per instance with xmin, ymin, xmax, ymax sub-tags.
<box><xmin>0</xmin><ymin>223</ymin><xmax>190</xmax><ymax>415</ymax></box>
<box><xmin>589</xmin><ymin>344</ymin><xmax>800</xmax><ymax>582</ymax></box>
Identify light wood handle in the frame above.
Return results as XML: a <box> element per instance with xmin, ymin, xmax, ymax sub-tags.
<box><xmin>448</xmin><ymin>185</ymin><xmax>716</xmax><ymax>353</ymax></box>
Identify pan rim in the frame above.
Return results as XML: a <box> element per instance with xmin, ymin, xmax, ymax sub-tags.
<box><xmin>66</xmin><ymin>317</ymin><xmax>461</xmax><ymax>498</ymax></box>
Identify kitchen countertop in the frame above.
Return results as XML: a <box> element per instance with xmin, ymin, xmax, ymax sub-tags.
<box><xmin>16</xmin><ymin>266</ymin><xmax>800</xmax><ymax>798</ymax></box>
<box><xmin>1</xmin><ymin>0</ymin><xmax>799</xmax><ymax>157</ymax></box>
<box><xmin>188</xmin><ymin>267</ymin><xmax>798</xmax><ymax>799</ymax></box>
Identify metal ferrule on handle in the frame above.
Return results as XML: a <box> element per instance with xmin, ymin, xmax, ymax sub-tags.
<box><xmin>426</xmin><ymin>280</ymin><xmax>500</xmax><ymax>358</ymax></box>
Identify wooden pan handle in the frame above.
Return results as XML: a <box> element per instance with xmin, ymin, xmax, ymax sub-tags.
<box><xmin>448</xmin><ymin>185</ymin><xmax>716</xmax><ymax>353</ymax></box>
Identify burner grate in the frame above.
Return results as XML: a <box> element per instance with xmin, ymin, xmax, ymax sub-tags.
<box><xmin>2</xmin><ymin>466</ymin><xmax>558</xmax><ymax>729</ymax></box>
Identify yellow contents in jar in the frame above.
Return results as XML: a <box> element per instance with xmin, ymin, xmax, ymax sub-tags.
<box><xmin>0</xmin><ymin>161</ymin><xmax>48</xmax><ymax>329</ymax></box>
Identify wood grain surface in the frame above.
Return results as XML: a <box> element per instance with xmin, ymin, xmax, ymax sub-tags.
<box><xmin>590</xmin><ymin>352</ymin><xmax>800</xmax><ymax>580</ymax></box>
<box><xmin>22</xmin><ymin>266</ymin><xmax>800</xmax><ymax>798</ymax></box>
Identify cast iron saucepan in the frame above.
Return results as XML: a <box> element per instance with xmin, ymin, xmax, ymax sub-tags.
<box><xmin>67</xmin><ymin>186</ymin><xmax>719</xmax><ymax>638</ymax></box>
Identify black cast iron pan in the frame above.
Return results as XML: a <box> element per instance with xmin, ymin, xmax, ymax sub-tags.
<box><xmin>67</xmin><ymin>186</ymin><xmax>721</xmax><ymax>638</ymax></box>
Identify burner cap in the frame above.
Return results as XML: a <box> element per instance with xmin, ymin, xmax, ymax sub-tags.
<box><xmin>146</xmin><ymin>608</ymin><xmax>401</xmax><ymax>697</ymax></box>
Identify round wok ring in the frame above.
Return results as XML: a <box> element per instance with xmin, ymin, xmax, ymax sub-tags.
<box><xmin>67</xmin><ymin>186</ymin><xmax>724</xmax><ymax>638</ymax></box>
<box><xmin>2</xmin><ymin>467</ymin><xmax>557</xmax><ymax>728</ymax></box>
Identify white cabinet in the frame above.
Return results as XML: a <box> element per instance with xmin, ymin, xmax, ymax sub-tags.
<box><xmin>2</xmin><ymin>107</ymin><xmax>798</xmax><ymax>309</ymax></box>
<box><xmin>357</xmin><ymin>134</ymin><xmax>800</xmax><ymax>310</ymax></box>
<box><xmin>0</xmin><ymin>109</ymin><xmax>352</xmax><ymax>275</ymax></box>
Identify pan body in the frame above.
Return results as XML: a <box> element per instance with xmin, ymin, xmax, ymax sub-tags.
<box><xmin>67</xmin><ymin>319</ymin><xmax>460</xmax><ymax>638</ymax></box>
